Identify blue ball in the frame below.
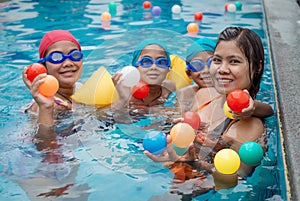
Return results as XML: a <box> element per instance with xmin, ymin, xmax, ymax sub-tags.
<box><xmin>143</xmin><ymin>131</ymin><xmax>166</xmax><ymax>155</ymax></box>
<box><xmin>239</xmin><ymin>142</ymin><xmax>264</xmax><ymax>165</ymax></box>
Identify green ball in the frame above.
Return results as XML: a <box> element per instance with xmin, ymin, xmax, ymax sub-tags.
<box><xmin>238</xmin><ymin>142</ymin><xmax>263</xmax><ymax>165</ymax></box>
<box><xmin>235</xmin><ymin>1</ymin><xmax>242</xmax><ymax>11</ymax></box>
<box><xmin>108</xmin><ymin>2</ymin><xmax>117</xmax><ymax>16</ymax></box>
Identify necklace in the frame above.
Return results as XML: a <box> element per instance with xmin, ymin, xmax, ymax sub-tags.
<box><xmin>56</xmin><ymin>91</ymin><xmax>73</xmax><ymax>104</ymax></box>
<box><xmin>141</xmin><ymin>87</ymin><xmax>163</xmax><ymax>106</ymax></box>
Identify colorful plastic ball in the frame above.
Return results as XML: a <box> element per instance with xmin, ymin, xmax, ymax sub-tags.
<box><xmin>132</xmin><ymin>81</ymin><xmax>150</xmax><ymax>99</ymax></box>
<box><xmin>226</xmin><ymin>90</ymin><xmax>250</xmax><ymax>112</ymax></box>
<box><xmin>143</xmin><ymin>1</ymin><xmax>151</xmax><ymax>9</ymax></box>
<box><xmin>170</xmin><ymin>123</ymin><xmax>195</xmax><ymax>148</ymax></box>
<box><xmin>194</xmin><ymin>12</ymin><xmax>203</xmax><ymax>21</ymax></box>
<box><xmin>223</xmin><ymin>102</ymin><xmax>235</xmax><ymax>119</ymax></box>
<box><xmin>239</xmin><ymin>142</ymin><xmax>264</xmax><ymax>165</ymax></box>
<box><xmin>143</xmin><ymin>130</ymin><xmax>166</xmax><ymax>155</ymax></box>
<box><xmin>172</xmin><ymin>143</ymin><xmax>187</xmax><ymax>156</ymax></box>
<box><xmin>152</xmin><ymin>6</ymin><xmax>161</xmax><ymax>16</ymax></box>
<box><xmin>38</xmin><ymin>75</ymin><xmax>59</xmax><ymax>97</ymax></box>
<box><xmin>224</xmin><ymin>3</ymin><xmax>230</xmax><ymax>11</ymax></box>
<box><xmin>214</xmin><ymin>149</ymin><xmax>241</xmax><ymax>175</ymax></box>
<box><xmin>108</xmin><ymin>2</ymin><xmax>117</xmax><ymax>16</ymax></box>
<box><xmin>101</xmin><ymin>11</ymin><xmax>111</xmax><ymax>21</ymax></box>
<box><xmin>182</xmin><ymin>111</ymin><xmax>201</xmax><ymax>130</ymax></box>
<box><xmin>120</xmin><ymin>66</ymin><xmax>140</xmax><ymax>87</ymax></box>
<box><xmin>227</xmin><ymin>3</ymin><xmax>236</xmax><ymax>12</ymax></box>
<box><xmin>187</xmin><ymin>22</ymin><xmax>199</xmax><ymax>34</ymax></box>
<box><xmin>26</xmin><ymin>63</ymin><xmax>47</xmax><ymax>82</ymax></box>
<box><xmin>171</xmin><ymin>5</ymin><xmax>181</xmax><ymax>14</ymax></box>
<box><xmin>235</xmin><ymin>1</ymin><xmax>242</xmax><ymax>11</ymax></box>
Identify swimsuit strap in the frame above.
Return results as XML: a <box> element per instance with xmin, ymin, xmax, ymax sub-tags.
<box><xmin>197</xmin><ymin>94</ymin><xmax>222</xmax><ymax>112</ymax></box>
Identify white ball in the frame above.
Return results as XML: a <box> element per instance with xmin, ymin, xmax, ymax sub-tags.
<box><xmin>171</xmin><ymin>5</ymin><xmax>181</xmax><ymax>14</ymax></box>
<box><xmin>120</xmin><ymin>66</ymin><xmax>140</xmax><ymax>87</ymax></box>
<box><xmin>227</xmin><ymin>4</ymin><xmax>236</xmax><ymax>12</ymax></box>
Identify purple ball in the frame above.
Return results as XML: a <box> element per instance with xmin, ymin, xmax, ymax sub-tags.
<box><xmin>152</xmin><ymin>6</ymin><xmax>162</xmax><ymax>16</ymax></box>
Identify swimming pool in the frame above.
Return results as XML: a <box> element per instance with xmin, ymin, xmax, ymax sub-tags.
<box><xmin>0</xmin><ymin>0</ymin><xmax>288</xmax><ymax>200</ymax></box>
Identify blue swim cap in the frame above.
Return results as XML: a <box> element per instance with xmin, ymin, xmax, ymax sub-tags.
<box><xmin>186</xmin><ymin>38</ymin><xmax>216</xmax><ymax>62</ymax></box>
<box><xmin>131</xmin><ymin>39</ymin><xmax>170</xmax><ymax>66</ymax></box>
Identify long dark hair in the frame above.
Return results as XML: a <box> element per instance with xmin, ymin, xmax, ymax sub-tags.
<box><xmin>216</xmin><ymin>27</ymin><xmax>264</xmax><ymax>98</ymax></box>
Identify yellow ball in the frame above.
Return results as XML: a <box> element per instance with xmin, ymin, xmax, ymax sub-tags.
<box><xmin>223</xmin><ymin>102</ymin><xmax>235</xmax><ymax>119</ymax></box>
<box><xmin>170</xmin><ymin>123</ymin><xmax>195</xmax><ymax>148</ymax></box>
<box><xmin>214</xmin><ymin>149</ymin><xmax>241</xmax><ymax>174</ymax></box>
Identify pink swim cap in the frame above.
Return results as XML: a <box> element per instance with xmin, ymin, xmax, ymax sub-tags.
<box><xmin>39</xmin><ymin>30</ymin><xmax>81</xmax><ymax>59</ymax></box>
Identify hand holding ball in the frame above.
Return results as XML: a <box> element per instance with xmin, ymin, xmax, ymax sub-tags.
<box><xmin>226</xmin><ymin>90</ymin><xmax>250</xmax><ymax>112</ymax></box>
<box><xmin>120</xmin><ymin>66</ymin><xmax>140</xmax><ymax>87</ymax></box>
<box><xmin>26</xmin><ymin>63</ymin><xmax>47</xmax><ymax>82</ymax></box>
<box><xmin>38</xmin><ymin>75</ymin><xmax>59</xmax><ymax>97</ymax></box>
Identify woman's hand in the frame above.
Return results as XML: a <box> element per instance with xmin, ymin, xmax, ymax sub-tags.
<box><xmin>112</xmin><ymin>72</ymin><xmax>132</xmax><ymax>105</ymax></box>
<box><xmin>230</xmin><ymin>90</ymin><xmax>254</xmax><ymax>120</ymax></box>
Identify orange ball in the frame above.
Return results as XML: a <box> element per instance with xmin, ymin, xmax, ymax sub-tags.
<box><xmin>187</xmin><ymin>22</ymin><xmax>199</xmax><ymax>34</ymax></box>
<box><xmin>38</xmin><ymin>75</ymin><xmax>59</xmax><ymax>97</ymax></box>
<box><xmin>101</xmin><ymin>11</ymin><xmax>111</xmax><ymax>21</ymax></box>
<box><xmin>143</xmin><ymin>1</ymin><xmax>151</xmax><ymax>9</ymax></box>
<box><xmin>170</xmin><ymin>123</ymin><xmax>195</xmax><ymax>148</ymax></box>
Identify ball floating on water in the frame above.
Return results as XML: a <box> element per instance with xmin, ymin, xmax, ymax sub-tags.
<box><xmin>143</xmin><ymin>131</ymin><xmax>166</xmax><ymax>155</ymax></box>
<box><xmin>171</xmin><ymin>5</ymin><xmax>181</xmax><ymax>14</ymax></box>
<box><xmin>214</xmin><ymin>149</ymin><xmax>240</xmax><ymax>175</ymax></box>
<box><xmin>143</xmin><ymin>1</ymin><xmax>151</xmax><ymax>9</ymax></box>
<box><xmin>108</xmin><ymin>2</ymin><xmax>117</xmax><ymax>15</ymax></box>
<box><xmin>152</xmin><ymin>6</ymin><xmax>161</xmax><ymax>16</ymax></box>
<box><xmin>239</xmin><ymin>142</ymin><xmax>264</xmax><ymax>165</ymax></box>
<box><xmin>38</xmin><ymin>75</ymin><xmax>59</xmax><ymax>97</ymax></box>
<box><xmin>224</xmin><ymin>3</ymin><xmax>230</xmax><ymax>11</ymax></box>
<box><xmin>101</xmin><ymin>11</ymin><xmax>111</xmax><ymax>21</ymax></box>
<box><xmin>235</xmin><ymin>1</ymin><xmax>242</xmax><ymax>11</ymax></box>
<box><xmin>194</xmin><ymin>12</ymin><xmax>203</xmax><ymax>21</ymax></box>
<box><xmin>227</xmin><ymin>3</ymin><xmax>236</xmax><ymax>12</ymax></box>
<box><xmin>226</xmin><ymin>90</ymin><xmax>250</xmax><ymax>112</ymax></box>
<box><xmin>120</xmin><ymin>66</ymin><xmax>140</xmax><ymax>87</ymax></box>
<box><xmin>170</xmin><ymin>123</ymin><xmax>195</xmax><ymax>148</ymax></box>
<box><xmin>187</xmin><ymin>22</ymin><xmax>199</xmax><ymax>34</ymax></box>
<box><xmin>26</xmin><ymin>63</ymin><xmax>47</xmax><ymax>82</ymax></box>
<box><xmin>132</xmin><ymin>81</ymin><xmax>150</xmax><ymax>99</ymax></box>
<box><xmin>223</xmin><ymin>101</ymin><xmax>235</xmax><ymax>119</ymax></box>
<box><xmin>182</xmin><ymin>111</ymin><xmax>201</xmax><ymax>130</ymax></box>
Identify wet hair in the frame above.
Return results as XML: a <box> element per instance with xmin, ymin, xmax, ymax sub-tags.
<box><xmin>216</xmin><ymin>27</ymin><xmax>264</xmax><ymax>98</ymax></box>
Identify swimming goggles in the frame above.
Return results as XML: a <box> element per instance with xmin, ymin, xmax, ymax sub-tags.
<box><xmin>186</xmin><ymin>57</ymin><xmax>213</xmax><ymax>72</ymax></box>
<box><xmin>38</xmin><ymin>50</ymin><xmax>83</xmax><ymax>64</ymax></box>
<box><xmin>135</xmin><ymin>56</ymin><xmax>170</xmax><ymax>69</ymax></box>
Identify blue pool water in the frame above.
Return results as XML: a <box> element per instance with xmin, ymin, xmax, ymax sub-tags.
<box><xmin>0</xmin><ymin>0</ymin><xmax>287</xmax><ymax>200</ymax></box>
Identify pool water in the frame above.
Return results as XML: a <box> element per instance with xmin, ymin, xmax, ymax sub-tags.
<box><xmin>0</xmin><ymin>0</ymin><xmax>287</xmax><ymax>200</ymax></box>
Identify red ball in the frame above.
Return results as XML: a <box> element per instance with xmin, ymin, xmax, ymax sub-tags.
<box><xmin>132</xmin><ymin>81</ymin><xmax>150</xmax><ymax>99</ymax></box>
<box><xmin>26</xmin><ymin>63</ymin><xmax>47</xmax><ymax>82</ymax></box>
<box><xmin>226</xmin><ymin>90</ymin><xmax>250</xmax><ymax>112</ymax></box>
<box><xmin>194</xmin><ymin>12</ymin><xmax>203</xmax><ymax>21</ymax></box>
<box><xmin>224</xmin><ymin>3</ymin><xmax>230</xmax><ymax>11</ymax></box>
<box><xmin>182</xmin><ymin>111</ymin><xmax>201</xmax><ymax>130</ymax></box>
<box><xmin>143</xmin><ymin>1</ymin><xmax>151</xmax><ymax>9</ymax></box>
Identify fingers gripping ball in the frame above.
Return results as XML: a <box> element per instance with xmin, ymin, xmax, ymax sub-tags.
<box><xmin>226</xmin><ymin>90</ymin><xmax>250</xmax><ymax>112</ymax></box>
<box><xmin>26</xmin><ymin>63</ymin><xmax>47</xmax><ymax>82</ymax></box>
<box><xmin>120</xmin><ymin>66</ymin><xmax>140</xmax><ymax>87</ymax></box>
<box><xmin>214</xmin><ymin>149</ymin><xmax>240</xmax><ymax>174</ymax></box>
<box><xmin>38</xmin><ymin>75</ymin><xmax>59</xmax><ymax>97</ymax></box>
<box><xmin>170</xmin><ymin>123</ymin><xmax>195</xmax><ymax>148</ymax></box>
<box><xmin>238</xmin><ymin>142</ymin><xmax>264</xmax><ymax>165</ymax></box>
<box><xmin>143</xmin><ymin>131</ymin><xmax>167</xmax><ymax>155</ymax></box>
<box><xmin>132</xmin><ymin>81</ymin><xmax>150</xmax><ymax>99</ymax></box>
<box><xmin>182</xmin><ymin>111</ymin><xmax>201</xmax><ymax>130</ymax></box>
<box><xmin>223</xmin><ymin>101</ymin><xmax>235</xmax><ymax>119</ymax></box>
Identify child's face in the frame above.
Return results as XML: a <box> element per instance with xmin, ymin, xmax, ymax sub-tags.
<box><xmin>44</xmin><ymin>41</ymin><xmax>83</xmax><ymax>89</ymax></box>
<box><xmin>187</xmin><ymin>51</ymin><xmax>214</xmax><ymax>88</ymax></box>
<box><xmin>210</xmin><ymin>40</ymin><xmax>250</xmax><ymax>95</ymax></box>
<box><xmin>136</xmin><ymin>44</ymin><xmax>170</xmax><ymax>85</ymax></box>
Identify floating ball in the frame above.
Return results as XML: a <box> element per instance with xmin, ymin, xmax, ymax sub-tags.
<box><xmin>101</xmin><ymin>11</ymin><xmax>111</xmax><ymax>21</ymax></box>
<box><xmin>26</xmin><ymin>63</ymin><xmax>47</xmax><ymax>82</ymax></box>
<box><xmin>143</xmin><ymin>131</ymin><xmax>166</xmax><ymax>155</ymax></box>
<box><xmin>170</xmin><ymin>123</ymin><xmax>195</xmax><ymax>148</ymax></box>
<box><xmin>194</xmin><ymin>12</ymin><xmax>203</xmax><ymax>21</ymax></box>
<box><xmin>223</xmin><ymin>101</ymin><xmax>235</xmax><ymax>119</ymax></box>
<box><xmin>182</xmin><ymin>111</ymin><xmax>201</xmax><ymax>130</ymax></box>
<box><xmin>38</xmin><ymin>75</ymin><xmax>59</xmax><ymax>97</ymax></box>
<box><xmin>226</xmin><ymin>90</ymin><xmax>250</xmax><ymax>112</ymax></box>
<box><xmin>187</xmin><ymin>22</ymin><xmax>199</xmax><ymax>34</ymax></box>
<box><xmin>143</xmin><ymin>1</ymin><xmax>151</xmax><ymax>9</ymax></box>
<box><xmin>235</xmin><ymin>1</ymin><xmax>242</xmax><ymax>11</ymax></box>
<box><xmin>171</xmin><ymin>5</ymin><xmax>181</xmax><ymax>14</ymax></box>
<box><xmin>214</xmin><ymin>149</ymin><xmax>240</xmax><ymax>175</ymax></box>
<box><xmin>152</xmin><ymin>6</ymin><xmax>161</xmax><ymax>16</ymax></box>
<box><xmin>132</xmin><ymin>81</ymin><xmax>150</xmax><ymax>99</ymax></box>
<box><xmin>227</xmin><ymin>3</ymin><xmax>236</xmax><ymax>12</ymax></box>
<box><xmin>172</xmin><ymin>143</ymin><xmax>187</xmax><ymax>156</ymax></box>
<box><xmin>120</xmin><ymin>66</ymin><xmax>140</xmax><ymax>87</ymax></box>
<box><xmin>239</xmin><ymin>142</ymin><xmax>264</xmax><ymax>165</ymax></box>
<box><xmin>108</xmin><ymin>2</ymin><xmax>117</xmax><ymax>16</ymax></box>
<box><xmin>224</xmin><ymin>3</ymin><xmax>230</xmax><ymax>11</ymax></box>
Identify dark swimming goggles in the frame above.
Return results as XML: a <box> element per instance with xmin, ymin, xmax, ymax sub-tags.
<box><xmin>38</xmin><ymin>50</ymin><xmax>83</xmax><ymax>64</ymax></box>
<box><xmin>135</xmin><ymin>56</ymin><xmax>170</xmax><ymax>69</ymax></box>
<box><xmin>186</xmin><ymin>57</ymin><xmax>213</xmax><ymax>72</ymax></box>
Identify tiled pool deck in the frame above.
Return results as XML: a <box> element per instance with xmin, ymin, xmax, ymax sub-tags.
<box><xmin>263</xmin><ymin>0</ymin><xmax>300</xmax><ymax>200</ymax></box>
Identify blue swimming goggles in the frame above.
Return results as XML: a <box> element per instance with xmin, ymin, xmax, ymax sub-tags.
<box><xmin>186</xmin><ymin>57</ymin><xmax>213</xmax><ymax>72</ymax></box>
<box><xmin>135</xmin><ymin>56</ymin><xmax>170</xmax><ymax>69</ymax></box>
<box><xmin>38</xmin><ymin>50</ymin><xmax>83</xmax><ymax>64</ymax></box>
